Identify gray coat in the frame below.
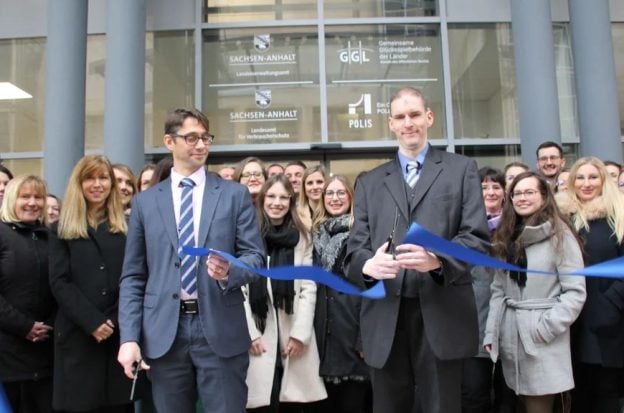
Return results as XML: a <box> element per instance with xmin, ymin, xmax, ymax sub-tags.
<box><xmin>483</xmin><ymin>221</ymin><xmax>586</xmax><ymax>396</ymax></box>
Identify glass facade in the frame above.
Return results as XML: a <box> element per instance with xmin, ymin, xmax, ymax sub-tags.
<box><xmin>614</xmin><ymin>23</ymin><xmax>624</xmax><ymax>136</ymax></box>
<box><xmin>1</xmin><ymin>1</ymin><xmax>623</xmax><ymax>174</ymax></box>
<box><xmin>0</xmin><ymin>38</ymin><xmax>46</xmax><ymax>153</ymax></box>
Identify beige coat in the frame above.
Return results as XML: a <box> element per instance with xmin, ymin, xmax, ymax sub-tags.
<box><xmin>243</xmin><ymin>234</ymin><xmax>327</xmax><ymax>408</ymax></box>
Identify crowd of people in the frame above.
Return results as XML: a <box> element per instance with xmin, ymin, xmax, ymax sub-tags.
<box><xmin>0</xmin><ymin>88</ymin><xmax>624</xmax><ymax>413</ymax></box>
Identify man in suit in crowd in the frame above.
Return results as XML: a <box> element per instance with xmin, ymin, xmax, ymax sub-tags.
<box><xmin>345</xmin><ymin>87</ymin><xmax>490</xmax><ymax>413</ymax></box>
<box><xmin>117</xmin><ymin>108</ymin><xmax>265</xmax><ymax>413</ymax></box>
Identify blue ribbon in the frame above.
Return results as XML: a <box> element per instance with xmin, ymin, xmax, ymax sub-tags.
<box><xmin>0</xmin><ymin>383</ymin><xmax>11</xmax><ymax>413</ymax></box>
<box><xmin>184</xmin><ymin>222</ymin><xmax>624</xmax><ymax>302</ymax></box>
<box><xmin>183</xmin><ymin>247</ymin><xmax>386</xmax><ymax>299</ymax></box>
<box><xmin>404</xmin><ymin>223</ymin><xmax>624</xmax><ymax>279</ymax></box>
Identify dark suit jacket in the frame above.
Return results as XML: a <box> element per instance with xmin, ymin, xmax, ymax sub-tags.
<box><xmin>345</xmin><ymin>147</ymin><xmax>490</xmax><ymax>368</ymax></box>
<box><xmin>119</xmin><ymin>172</ymin><xmax>265</xmax><ymax>359</ymax></box>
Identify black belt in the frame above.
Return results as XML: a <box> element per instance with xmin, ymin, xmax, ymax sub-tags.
<box><xmin>180</xmin><ymin>299</ymin><xmax>199</xmax><ymax>314</ymax></box>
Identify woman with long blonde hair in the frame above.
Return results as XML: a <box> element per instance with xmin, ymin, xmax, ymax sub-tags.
<box><xmin>557</xmin><ymin>156</ymin><xmax>624</xmax><ymax>412</ymax></box>
<box><xmin>297</xmin><ymin>165</ymin><xmax>328</xmax><ymax>230</ymax></box>
<box><xmin>311</xmin><ymin>175</ymin><xmax>371</xmax><ymax>411</ymax></box>
<box><xmin>49</xmin><ymin>155</ymin><xmax>133</xmax><ymax>412</ymax></box>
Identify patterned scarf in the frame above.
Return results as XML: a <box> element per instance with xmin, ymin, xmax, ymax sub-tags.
<box><xmin>312</xmin><ymin>214</ymin><xmax>350</xmax><ymax>272</ymax></box>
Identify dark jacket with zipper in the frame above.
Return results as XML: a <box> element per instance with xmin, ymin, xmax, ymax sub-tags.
<box><xmin>0</xmin><ymin>220</ymin><xmax>54</xmax><ymax>382</ymax></box>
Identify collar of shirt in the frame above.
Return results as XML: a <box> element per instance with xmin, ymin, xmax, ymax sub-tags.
<box><xmin>170</xmin><ymin>166</ymin><xmax>206</xmax><ymax>239</ymax></box>
<box><xmin>170</xmin><ymin>166</ymin><xmax>207</xmax><ymax>189</ymax></box>
<box><xmin>398</xmin><ymin>144</ymin><xmax>429</xmax><ymax>181</ymax></box>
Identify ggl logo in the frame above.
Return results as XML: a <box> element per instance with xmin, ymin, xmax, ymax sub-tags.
<box><xmin>338</xmin><ymin>41</ymin><xmax>373</xmax><ymax>64</ymax></box>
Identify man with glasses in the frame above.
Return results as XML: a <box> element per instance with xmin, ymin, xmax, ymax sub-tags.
<box><xmin>118</xmin><ymin>108</ymin><xmax>265</xmax><ymax>413</ymax></box>
<box><xmin>536</xmin><ymin>141</ymin><xmax>566</xmax><ymax>188</ymax></box>
<box><xmin>345</xmin><ymin>87</ymin><xmax>489</xmax><ymax>413</ymax></box>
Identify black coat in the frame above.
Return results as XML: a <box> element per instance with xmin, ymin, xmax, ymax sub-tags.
<box><xmin>0</xmin><ymin>221</ymin><xmax>54</xmax><ymax>382</ymax></box>
<box><xmin>49</xmin><ymin>222</ymin><xmax>132</xmax><ymax>411</ymax></box>
<box><xmin>313</xmin><ymin>232</ymin><xmax>368</xmax><ymax>379</ymax></box>
<box><xmin>572</xmin><ymin>218</ymin><xmax>624</xmax><ymax>367</ymax></box>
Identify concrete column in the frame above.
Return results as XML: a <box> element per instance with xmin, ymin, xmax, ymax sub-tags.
<box><xmin>43</xmin><ymin>0</ymin><xmax>88</xmax><ymax>196</ymax></box>
<box><xmin>103</xmin><ymin>0</ymin><xmax>146</xmax><ymax>173</ymax></box>
<box><xmin>511</xmin><ymin>0</ymin><xmax>562</xmax><ymax>165</ymax></box>
<box><xmin>569</xmin><ymin>0</ymin><xmax>622</xmax><ymax>162</ymax></box>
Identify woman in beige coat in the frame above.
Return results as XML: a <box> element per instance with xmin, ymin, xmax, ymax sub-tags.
<box><xmin>244</xmin><ymin>174</ymin><xmax>326</xmax><ymax>412</ymax></box>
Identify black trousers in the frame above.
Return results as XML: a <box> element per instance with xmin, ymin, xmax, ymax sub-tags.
<box><xmin>571</xmin><ymin>361</ymin><xmax>623</xmax><ymax>413</ymax></box>
<box><xmin>370</xmin><ymin>297</ymin><xmax>463</xmax><ymax>413</ymax></box>
<box><xmin>4</xmin><ymin>378</ymin><xmax>54</xmax><ymax>413</ymax></box>
<box><xmin>461</xmin><ymin>357</ymin><xmax>493</xmax><ymax>413</ymax></box>
<box><xmin>318</xmin><ymin>380</ymin><xmax>372</xmax><ymax>413</ymax></box>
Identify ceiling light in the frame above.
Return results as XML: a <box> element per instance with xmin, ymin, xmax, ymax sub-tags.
<box><xmin>0</xmin><ymin>82</ymin><xmax>33</xmax><ymax>100</ymax></box>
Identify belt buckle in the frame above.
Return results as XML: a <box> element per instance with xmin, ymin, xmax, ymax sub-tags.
<box><xmin>181</xmin><ymin>299</ymin><xmax>198</xmax><ymax>314</ymax></box>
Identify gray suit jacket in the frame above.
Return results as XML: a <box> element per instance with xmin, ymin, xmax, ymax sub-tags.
<box><xmin>345</xmin><ymin>147</ymin><xmax>490</xmax><ymax>368</ymax></box>
<box><xmin>119</xmin><ymin>172</ymin><xmax>265</xmax><ymax>359</ymax></box>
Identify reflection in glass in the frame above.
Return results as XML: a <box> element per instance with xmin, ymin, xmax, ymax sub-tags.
<box><xmin>85</xmin><ymin>35</ymin><xmax>106</xmax><ymax>150</ymax></box>
<box><xmin>553</xmin><ymin>24</ymin><xmax>578</xmax><ymax>141</ymax></box>
<box><xmin>324</xmin><ymin>0</ymin><xmax>438</xmax><ymax>18</ymax></box>
<box><xmin>456</xmin><ymin>145</ymin><xmax>521</xmax><ymax>172</ymax></box>
<box><xmin>0</xmin><ymin>159</ymin><xmax>43</xmax><ymax>177</ymax></box>
<box><xmin>449</xmin><ymin>24</ymin><xmax>519</xmax><ymax>139</ymax></box>
<box><xmin>0</xmin><ymin>38</ymin><xmax>46</xmax><ymax>153</ymax></box>
<box><xmin>449</xmin><ymin>23</ymin><xmax>578</xmax><ymax>141</ymax></box>
<box><xmin>204</xmin><ymin>0</ymin><xmax>317</xmax><ymax>23</ymax></box>
<box><xmin>328</xmin><ymin>156</ymin><xmax>393</xmax><ymax>185</ymax></box>
<box><xmin>84</xmin><ymin>32</ymin><xmax>195</xmax><ymax>151</ymax></box>
<box><xmin>325</xmin><ymin>24</ymin><xmax>444</xmax><ymax>142</ymax></box>
<box><xmin>202</xmin><ymin>28</ymin><xmax>320</xmax><ymax>145</ymax></box>
<box><xmin>145</xmin><ymin>31</ymin><xmax>195</xmax><ymax>148</ymax></box>
<box><xmin>611</xmin><ymin>23</ymin><xmax>624</xmax><ymax>136</ymax></box>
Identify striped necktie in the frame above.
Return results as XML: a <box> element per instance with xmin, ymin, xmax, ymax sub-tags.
<box><xmin>178</xmin><ymin>177</ymin><xmax>197</xmax><ymax>295</ymax></box>
<box><xmin>406</xmin><ymin>161</ymin><xmax>422</xmax><ymax>188</ymax></box>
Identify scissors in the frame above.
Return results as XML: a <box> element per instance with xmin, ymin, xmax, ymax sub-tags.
<box><xmin>385</xmin><ymin>207</ymin><xmax>399</xmax><ymax>259</ymax></box>
<box><xmin>130</xmin><ymin>359</ymin><xmax>142</xmax><ymax>400</ymax></box>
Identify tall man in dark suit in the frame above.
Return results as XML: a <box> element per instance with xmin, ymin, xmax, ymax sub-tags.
<box><xmin>117</xmin><ymin>108</ymin><xmax>265</xmax><ymax>413</ymax></box>
<box><xmin>345</xmin><ymin>87</ymin><xmax>490</xmax><ymax>413</ymax></box>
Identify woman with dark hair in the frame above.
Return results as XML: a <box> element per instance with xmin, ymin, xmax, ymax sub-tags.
<box><xmin>243</xmin><ymin>174</ymin><xmax>326</xmax><ymax>412</ymax></box>
<box><xmin>484</xmin><ymin>171</ymin><xmax>586</xmax><ymax>413</ymax></box>
<box><xmin>503</xmin><ymin>161</ymin><xmax>530</xmax><ymax>191</ymax></box>
<box><xmin>462</xmin><ymin>167</ymin><xmax>507</xmax><ymax>413</ymax></box>
<box><xmin>0</xmin><ymin>163</ymin><xmax>14</xmax><ymax>205</ymax></box>
<box><xmin>49</xmin><ymin>155</ymin><xmax>133</xmax><ymax>412</ymax></box>
<box><xmin>136</xmin><ymin>163</ymin><xmax>156</xmax><ymax>192</ymax></box>
<box><xmin>557</xmin><ymin>156</ymin><xmax>624</xmax><ymax>412</ymax></box>
<box><xmin>148</xmin><ymin>156</ymin><xmax>174</xmax><ymax>188</ymax></box>
<box><xmin>311</xmin><ymin>174</ymin><xmax>371</xmax><ymax>412</ymax></box>
<box><xmin>46</xmin><ymin>194</ymin><xmax>62</xmax><ymax>225</ymax></box>
<box><xmin>0</xmin><ymin>175</ymin><xmax>55</xmax><ymax>413</ymax></box>
<box><xmin>112</xmin><ymin>164</ymin><xmax>137</xmax><ymax>215</ymax></box>
<box><xmin>234</xmin><ymin>156</ymin><xmax>267</xmax><ymax>207</ymax></box>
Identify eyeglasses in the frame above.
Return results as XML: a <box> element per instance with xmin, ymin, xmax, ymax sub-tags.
<box><xmin>265</xmin><ymin>194</ymin><xmax>291</xmax><ymax>203</ymax></box>
<box><xmin>171</xmin><ymin>132</ymin><xmax>215</xmax><ymax>146</ymax></box>
<box><xmin>240</xmin><ymin>171</ymin><xmax>264</xmax><ymax>180</ymax></box>
<box><xmin>325</xmin><ymin>190</ymin><xmax>348</xmax><ymax>199</ymax></box>
<box><xmin>538</xmin><ymin>155</ymin><xmax>561</xmax><ymax>163</ymax></box>
<box><xmin>511</xmin><ymin>189</ymin><xmax>540</xmax><ymax>199</ymax></box>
